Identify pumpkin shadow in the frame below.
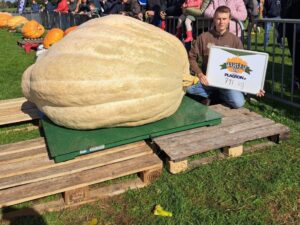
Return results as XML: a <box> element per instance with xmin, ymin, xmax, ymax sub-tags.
<box><xmin>2</xmin><ymin>206</ymin><xmax>47</xmax><ymax>225</ymax></box>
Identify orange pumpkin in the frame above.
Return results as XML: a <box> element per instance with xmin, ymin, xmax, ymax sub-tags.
<box><xmin>0</xmin><ymin>14</ymin><xmax>12</xmax><ymax>28</ymax></box>
<box><xmin>22</xmin><ymin>20</ymin><xmax>45</xmax><ymax>39</ymax></box>
<box><xmin>7</xmin><ymin>16</ymin><xmax>28</xmax><ymax>30</ymax></box>
<box><xmin>43</xmin><ymin>28</ymin><xmax>64</xmax><ymax>48</ymax></box>
<box><xmin>64</xmin><ymin>26</ymin><xmax>78</xmax><ymax>36</ymax></box>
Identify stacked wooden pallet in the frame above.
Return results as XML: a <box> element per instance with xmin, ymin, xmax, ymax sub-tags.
<box><xmin>153</xmin><ymin>104</ymin><xmax>290</xmax><ymax>174</ymax></box>
<box><xmin>0</xmin><ymin>138</ymin><xmax>162</xmax><ymax>216</ymax></box>
<box><xmin>0</xmin><ymin>97</ymin><xmax>38</xmax><ymax>126</ymax></box>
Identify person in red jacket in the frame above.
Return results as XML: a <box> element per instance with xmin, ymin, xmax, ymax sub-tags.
<box><xmin>55</xmin><ymin>0</ymin><xmax>69</xmax><ymax>13</ymax></box>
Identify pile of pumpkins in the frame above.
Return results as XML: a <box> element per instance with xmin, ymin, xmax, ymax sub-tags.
<box><xmin>0</xmin><ymin>12</ymin><xmax>78</xmax><ymax>49</ymax></box>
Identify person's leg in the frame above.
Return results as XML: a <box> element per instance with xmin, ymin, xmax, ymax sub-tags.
<box><xmin>218</xmin><ymin>89</ymin><xmax>245</xmax><ymax>109</ymax></box>
<box><xmin>176</xmin><ymin>14</ymin><xmax>185</xmax><ymax>38</ymax></box>
<box><xmin>184</xmin><ymin>17</ymin><xmax>193</xmax><ymax>42</ymax></box>
<box><xmin>264</xmin><ymin>20</ymin><xmax>272</xmax><ymax>49</ymax></box>
<box><xmin>186</xmin><ymin>83</ymin><xmax>211</xmax><ymax>98</ymax></box>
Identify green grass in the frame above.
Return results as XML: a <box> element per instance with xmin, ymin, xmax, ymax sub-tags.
<box><xmin>0</xmin><ymin>28</ymin><xmax>299</xmax><ymax>225</ymax></box>
<box><xmin>0</xmin><ymin>29</ymin><xmax>36</xmax><ymax>100</ymax></box>
<box><xmin>246</xmin><ymin>27</ymin><xmax>300</xmax><ymax>104</ymax></box>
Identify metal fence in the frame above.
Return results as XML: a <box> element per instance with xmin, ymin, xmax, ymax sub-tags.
<box><xmin>247</xmin><ymin>18</ymin><xmax>300</xmax><ymax>108</ymax></box>
<box><xmin>11</xmin><ymin>12</ymin><xmax>300</xmax><ymax>108</ymax></box>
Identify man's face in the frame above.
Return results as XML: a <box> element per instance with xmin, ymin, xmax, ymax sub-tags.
<box><xmin>213</xmin><ymin>12</ymin><xmax>230</xmax><ymax>33</ymax></box>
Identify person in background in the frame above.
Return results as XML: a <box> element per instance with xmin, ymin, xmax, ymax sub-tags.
<box><xmin>281</xmin><ymin>0</ymin><xmax>300</xmax><ymax>89</ymax></box>
<box><xmin>88</xmin><ymin>2</ymin><xmax>100</xmax><ymax>16</ymax></box>
<box><xmin>120</xmin><ymin>0</ymin><xmax>143</xmax><ymax>20</ymax></box>
<box><xmin>175</xmin><ymin>0</ymin><xmax>211</xmax><ymax>42</ymax></box>
<box><xmin>43</xmin><ymin>0</ymin><xmax>55</xmax><ymax>12</ymax></box>
<box><xmin>204</xmin><ymin>0</ymin><xmax>247</xmax><ymax>37</ymax></box>
<box><xmin>163</xmin><ymin>0</ymin><xmax>184</xmax><ymax>16</ymax></box>
<box><xmin>68</xmin><ymin>0</ymin><xmax>78</xmax><ymax>13</ymax></box>
<box><xmin>31</xmin><ymin>0</ymin><xmax>40</xmax><ymax>12</ymax></box>
<box><xmin>187</xmin><ymin>5</ymin><xmax>264</xmax><ymax>108</ymax></box>
<box><xmin>78</xmin><ymin>0</ymin><xmax>90</xmax><ymax>14</ymax></box>
<box><xmin>55</xmin><ymin>0</ymin><xmax>69</xmax><ymax>12</ymax></box>
<box><xmin>145</xmin><ymin>0</ymin><xmax>165</xmax><ymax>27</ymax></box>
<box><xmin>263</xmin><ymin>0</ymin><xmax>281</xmax><ymax>50</ymax></box>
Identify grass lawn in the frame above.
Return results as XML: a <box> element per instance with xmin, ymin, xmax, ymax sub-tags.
<box><xmin>0</xmin><ymin>29</ymin><xmax>299</xmax><ymax>225</ymax></box>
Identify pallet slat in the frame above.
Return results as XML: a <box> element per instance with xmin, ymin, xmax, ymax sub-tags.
<box><xmin>0</xmin><ymin>145</ymin><xmax>152</xmax><ymax>189</ymax></box>
<box><xmin>165</xmin><ymin>123</ymin><xmax>288</xmax><ymax>160</ymax></box>
<box><xmin>0</xmin><ymin>98</ymin><xmax>38</xmax><ymax>126</ymax></box>
<box><xmin>0</xmin><ymin>153</ymin><xmax>162</xmax><ymax>207</ymax></box>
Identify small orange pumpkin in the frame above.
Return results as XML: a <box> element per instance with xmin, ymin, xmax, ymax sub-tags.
<box><xmin>43</xmin><ymin>28</ymin><xmax>64</xmax><ymax>48</ymax></box>
<box><xmin>0</xmin><ymin>14</ymin><xmax>13</xmax><ymax>28</ymax></box>
<box><xmin>64</xmin><ymin>26</ymin><xmax>78</xmax><ymax>36</ymax></box>
<box><xmin>22</xmin><ymin>20</ymin><xmax>45</xmax><ymax>39</ymax></box>
<box><xmin>7</xmin><ymin>16</ymin><xmax>28</xmax><ymax>30</ymax></box>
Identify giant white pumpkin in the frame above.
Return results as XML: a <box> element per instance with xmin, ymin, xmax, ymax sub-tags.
<box><xmin>22</xmin><ymin>15</ymin><xmax>189</xmax><ymax>129</ymax></box>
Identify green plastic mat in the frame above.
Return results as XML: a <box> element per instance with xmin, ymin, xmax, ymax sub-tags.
<box><xmin>41</xmin><ymin>96</ymin><xmax>222</xmax><ymax>162</ymax></box>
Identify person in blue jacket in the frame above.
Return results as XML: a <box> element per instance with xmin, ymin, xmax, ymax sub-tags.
<box><xmin>31</xmin><ymin>0</ymin><xmax>40</xmax><ymax>12</ymax></box>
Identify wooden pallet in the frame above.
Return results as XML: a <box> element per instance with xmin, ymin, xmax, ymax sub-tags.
<box><xmin>153</xmin><ymin>104</ymin><xmax>290</xmax><ymax>174</ymax></box>
<box><xmin>17</xmin><ymin>38</ymin><xmax>44</xmax><ymax>46</ymax></box>
<box><xmin>0</xmin><ymin>138</ymin><xmax>162</xmax><ymax>218</ymax></box>
<box><xmin>0</xmin><ymin>97</ymin><xmax>39</xmax><ymax>126</ymax></box>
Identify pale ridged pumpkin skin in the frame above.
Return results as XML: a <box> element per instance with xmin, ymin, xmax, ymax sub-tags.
<box><xmin>7</xmin><ymin>16</ymin><xmax>28</xmax><ymax>30</ymax></box>
<box><xmin>22</xmin><ymin>15</ymin><xmax>188</xmax><ymax>130</ymax></box>
<box><xmin>22</xmin><ymin>20</ymin><xmax>45</xmax><ymax>38</ymax></box>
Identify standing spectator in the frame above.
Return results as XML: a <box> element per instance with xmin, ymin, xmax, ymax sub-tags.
<box><xmin>145</xmin><ymin>0</ymin><xmax>165</xmax><ymax>27</ymax></box>
<box><xmin>78</xmin><ymin>0</ymin><xmax>90</xmax><ymax>13</ymax></box>
<box><xmin>31</xmin><ymin>0</ymin><xmax>40</xmax><ymax>12</ymax></box>
<box><xmin>101</xmin><ymin>0</ymin><xmax>120</xmax><ymax>14</ymax></box>
<box><xmin>55</xmin><ymin>0</ymin><xmax>69</xmax><ymax>12</ymax></box>
<box><xmin>69</xmin><ymin>0</ymin><xmax>78</xmax><ymax>13</ymax></box>
<box><xmin>204</xmin><ymin>0</ymin><xmax>247</xmax><ymax>37</ymax></box>
<box><xmin>263</xmin><ymin>0</ymin><xmax>281</xmax><ymax>50</ymax></box>
<box><xmin>163</xmin><ymin>0</ymin><xmax>185</xmax><ymax>16</ymax></box>
<box><xmin>120</xmin><ymin>0</ymin><xmax>143</xmax><ymax>20</ymax></box>
<box><xmin>281</xmin><ymin>0</ymin><xmax>300</xmax><ymax>89</ymax></box>
<box><xmin>43</xmin><ymin>0</ymin><xmax>55</xmax><ymax>12</ymax></box>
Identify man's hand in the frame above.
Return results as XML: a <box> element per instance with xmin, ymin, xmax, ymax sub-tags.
<box><xmin>256</xmin><ymin>89</ymin><xmax>265</xmax><ymax>97</ymax></box>
<box><xmin>198</xmin><ymin>73</ymin><xmax>209</xmax><ymax>86</ymax></box>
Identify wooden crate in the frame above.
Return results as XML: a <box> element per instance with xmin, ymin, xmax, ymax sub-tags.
<box><xmin>0</xmin><ymin>97</ymin><xmax>39</xmax><ymax>126</ymax></box>
<box><xmin>0</xmin><ymin>138</ymin><xmax>162</xmax><ymax>219</ymax></box>
<box><xmin>153</xmin><ymin>104</ymin><xmax>290</xmax><ymax>174</ymax></box>
<box><xmin>17</xmin><ymin>38</ymin><xmax>44</xmax><ymax>46</ymax></box>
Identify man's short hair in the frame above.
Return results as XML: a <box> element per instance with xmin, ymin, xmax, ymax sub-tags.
<box><xmin>214</xmin><ymin>6</ymin><xmax>231</xmax><ymax>18</ymax></box>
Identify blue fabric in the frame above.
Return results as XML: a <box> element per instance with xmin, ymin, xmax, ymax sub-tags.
<box><xmin>31</xmin><ymin>3</ymin><xmax>40</xmax><ymax>13</ymax></box>
<box><xmin>186</xmin><ymin>83</ymin><xmax>245</xmax><ymax>109</ymax></box>
<box><xmin>263</xmin><ymin>16</ymin><xmax>280</xmax><ymax>49</ymax></box>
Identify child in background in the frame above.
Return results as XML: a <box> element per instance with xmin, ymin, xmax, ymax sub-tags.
<box><xmin>175</xmin><ymin>0</ymin><xmax>211</xmax><ymax>42</ymax></box>
<box><xmin>88</xmin><ymin>2</ymin><xmax>100</xmax><ymax>17</ymax></box>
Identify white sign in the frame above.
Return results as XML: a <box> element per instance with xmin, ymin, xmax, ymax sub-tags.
<box><xmin>206</xmin><ymin>46</ymin><xmax>269</xmax><ymax>94</ymax></box>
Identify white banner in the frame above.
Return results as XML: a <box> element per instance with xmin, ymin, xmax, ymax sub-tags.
<box><xmin>206</xmin><ymin>46</ymin><xmax>269</xmax><ymax>94</ymax></box>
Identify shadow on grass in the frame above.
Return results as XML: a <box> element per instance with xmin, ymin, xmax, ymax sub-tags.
<box><xmin>2</xmin><ymin>207</ymin><xmax>47</xmax><ymax>225</ymax></box>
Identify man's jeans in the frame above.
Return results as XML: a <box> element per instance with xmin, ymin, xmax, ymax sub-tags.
<box><xmin>186</xmin><ymin>83</ymin><xmax>245</xmax><ymax>109</ymax></box>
